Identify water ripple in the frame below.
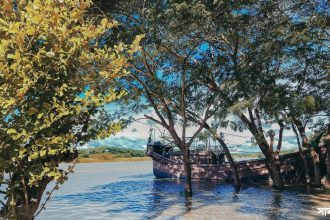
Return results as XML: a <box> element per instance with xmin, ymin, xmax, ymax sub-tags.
<box><xmin>38</xmin><ymin>162</ymin><xmax>330</xmax><ymax>220</ymax></box>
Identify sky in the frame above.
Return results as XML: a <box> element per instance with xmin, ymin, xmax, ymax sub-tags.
<box><xmin>83</xmin><ymin>110</ymin><xmax>307</xmax><ymax>154</ymax></box>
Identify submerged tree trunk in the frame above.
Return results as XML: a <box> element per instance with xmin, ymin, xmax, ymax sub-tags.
<box><xmin>312</xmin><ymin>155</ymin><xmax>321</xmax><ymax>187</ymax></box>
<box><xmin>264</xmin><ymin>147</ymin><xmax>284</xmax><ymax>189</ymax></box>
<box><xmin>293</xmin><ymin>118</ymin><xmax>321</xmax><ymax>186</ymax></box>
<box><xmin>181</xmin><ymin>58</ymin><xmax>193</xmax><ymax>196</ymax></box>
<box><xmin>203</xmin><ymin>124</ymin><xmax>241</xmax><ymax>189</ymax></box>
<box><xmin>239</xmin><ymin>113</ymin><xmax>284</xmax><ymax>188</ymax></box>
<box><xmin>216</xmin><ymin>136</ymin><xmax>241</xmax><ymax>189</ymax></box>
<box><xmin>292</xmin><ymin>123</ymin><xmax>311</xmax><ymax>184</ymax></box>
<box><xmin>326</xmin><ymin>147</ymin><xmax>330</xmax><ymax>188</ymax></box>
<box><xmin>182</xmin><ymin>145</ymin><xmax>192</xmax><ymax>195</ymax></box>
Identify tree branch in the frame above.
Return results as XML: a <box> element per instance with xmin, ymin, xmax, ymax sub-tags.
<box><xmin>128</xmin><ymin>71</ymin><xmax>169</xmax><ymax>129</ymax></box>
<box><xmin>254</xmin><ymin>108</ymin><xmax>263</xmax><ymax>132</ymax></box>
<box><xmin>276</xmin><ymin>121</ymin><xmax>284</xmax><ymax>152</ymax></box>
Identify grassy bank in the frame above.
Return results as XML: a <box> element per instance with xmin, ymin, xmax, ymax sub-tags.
<box><xmin>76</xmin><ymin>146</ymin><xmax>151</xmax><ymax>163</ymax></box>
<box><xmin>76</xmin><ymin>146</ymin><xmax>299</xmax><ymax>163</ymax></box>
<box><xmin>231</xmin><ymin>148</ymin><xmax>298</xmax><ymax>160</ymax></box>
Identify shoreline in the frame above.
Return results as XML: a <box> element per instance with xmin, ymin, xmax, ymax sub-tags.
<box><xmin>76</xmin><ymin>156</ymin><xmax>151</xmax><ymax>163</ymax></box>
<box><xmin>75</xmin><ymin>149</ymin><xmax>299</xmax><ymax>164</ymax></box>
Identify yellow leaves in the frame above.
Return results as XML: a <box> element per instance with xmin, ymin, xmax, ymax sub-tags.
<box><xmin>16</xmin><ymin>88</ymin><xmax>26</xmax><ymax>97</ymax></box>
<box><xmin>96</xmin><ymin>122</ymin><xmax>122</xmax><ymax>139</ymax></box>
<box><xmin>28</xmin><ymin>107</ymin><xmax>38</xmax><ymax>115</ymax></box>
<box><xmin>101</xmin><ymin>18</ymin><xmax>109</xmax><ymax>27</ymax></box>
<box><xmin>0</xmin><ymin>18</ymin><xmax>8</xmax><ymax>28</ymax></box>
<box><xmin>26</xmin><ymin>25</ymin><xmax>36</xmax><ymax>36</ymax></box>
<box><xmin>7</xmin><ymin>51</ymin><xmax>21</xmax><ymax>60</ymax></box>
<box><xmin>7</xmin><ymin>128</ymin><xmax>17</xmax><ymax>134</ymax></box>
<box><xmin>7</xmin><ymin>22</ymin><xmax>20</xmax><ymax>34</ymax></box>
<box><xmin>99</xmin><ymin>71</ymin><xmax>108</xmax><ymax>76</ymax></box>
<box><xmin>45</xmin><ymin>51</ymin><xmax>55</xmax><ymax>58</ymax></box>
<box><xmin>18</xmin><ymin>148</ymin><xmax>27</xmax><ymax>159</ymax></box>
<box><xmin>30</xmin><ymin>14</ymin><xmax>43</xmax><ymax>24</ymax></box>
<box><xmin>132</xmin><ymin>34</ymin><xmax>145</xmax><ymax>46</ymax></box>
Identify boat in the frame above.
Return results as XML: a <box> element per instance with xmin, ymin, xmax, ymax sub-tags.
<box><xmin>146</xmin><ymin>141</ymin><xmax>328</xmax><ymax>184</ymax></box>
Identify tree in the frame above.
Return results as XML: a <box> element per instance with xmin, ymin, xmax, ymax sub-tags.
<box><xmin>96</xmin><ymin>0</ymin><xmax>242</xmax><ymax>192</ymax></box>
<box><xmin>0</xmin><ymin>0</ymin><xmax>139</xmax><ymax>219</ymax></box>
<box><xmin>148</xmin><ymin>0</ymin><xmax>287</xmax><ymax>188</ymax></box>
<box><xmin>149</xmin><ymin>0</ymin><xmax>329</xmax><ymax>188</ymax></box>
<box><xmin>96</xmin><ymin>0</ymin><xmax>328</xmax><ymax>190</ymax></box>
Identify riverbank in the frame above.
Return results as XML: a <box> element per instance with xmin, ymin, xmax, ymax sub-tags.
<box><xmin>76</xmin><ymin>146</ymin><xmax>298</xmax><ymax>163</ymax></box>
<box><xmin>76</xmin><ymin>146</ymin><xmax>150</xmax><ymax>163</ymax></box>
<box><xmin>76</xmin><ymin>155</ymin><xmax>151</xmax><ymax>163</ymax></box>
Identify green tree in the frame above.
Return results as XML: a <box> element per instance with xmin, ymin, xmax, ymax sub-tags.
<box><xmin>97</xmin><ymin>0</ymin><xmax>329</xmax><ymax>190</ymax></box>
<box><xmin>150</xmin><ymin>0</ymin><xmax>329</xmax><ymax>188</ymax></box>
<box><xmin>96</xmin><ymin>0</ymin><xmax>243</xmax><ymax>193</ymax></box>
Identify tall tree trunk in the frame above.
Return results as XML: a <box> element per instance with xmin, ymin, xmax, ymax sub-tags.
<box><xmin>257</xmin><ymin>141</ymin><xmax>284</xmax><ymax>188</ymax></box>
<box><xmin>182</xmin><ymin>145</ymin><xmax>192</xmax><ymax>195</ymax></box>
<box><xmin>293</xmin><ymin>118</ymin><xmax>321</xmax><ymax>186</ymax></box>
<box><xmin>267</xmin><ymin>151</ymin><xmax>284</xmax><ymax>188</ymax></box>
<box><xmin>251</xmin><ymin>132</ymin><xmax>284</xmax><ymax>189</ymax></box>
<box><xmin>181</xmin><ymin>59</ymin><xmax>192</xmax><ymax>195</ymax></box>
<box><xmin>312</xmin><ymin>155</ymin><xmax>321</xmax><ymax>187</ymax></box>
<box><xmin>292</xmin><ymin>123</ymin><xmax>311</xmax><ymax>184</ymax></box>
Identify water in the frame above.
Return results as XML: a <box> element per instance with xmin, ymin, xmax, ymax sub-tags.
<box><xmin>38</xmin><ymin>161</ymin><xmax>330</xmax><ymax>220</ymax></box>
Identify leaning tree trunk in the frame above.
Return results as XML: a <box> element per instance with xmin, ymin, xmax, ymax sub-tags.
<box><xmin>268</xmin><ymin>153</ymin><xmax>284</xmax><ymax>188</ymax></box>
<box><xmin>258</xmin><ymin>142</ymin><xmax>284</xmax><ymax>189</ymax></box>
<box><xmin>238</xmin><ymin>113</ymin><xmax>283</xmax><ymax>188</ymax></box>
<box><xmin>203</xmin><ymin>124</ymin><xmax>241</xmax><ymax>189</ymax></box>
<box><xmin>216</xmin><ymin>137</ymin><xmax>241</xmax><ymax>189</ymax></box>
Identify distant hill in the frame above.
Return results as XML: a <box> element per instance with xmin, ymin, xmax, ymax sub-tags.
<box><xmin>86</xmin><ymin>137</ymin><xmax>147</xmax><ymax>150</ymax></box>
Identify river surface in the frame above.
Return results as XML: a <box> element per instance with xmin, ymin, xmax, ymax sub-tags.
<box><xmin>38</xmin><ymin>161</ymin><xmax>330</xmax><ymax>220</ymax></box>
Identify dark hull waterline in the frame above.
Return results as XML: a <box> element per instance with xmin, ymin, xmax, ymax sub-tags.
<box><xmin>147</xmin><ymin>149</ymin><xmax>328</xmax><ymax>184</ymax></box>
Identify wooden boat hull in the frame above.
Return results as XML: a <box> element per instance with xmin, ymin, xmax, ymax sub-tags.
<box><xmin>148</xmin><ymin>149</ymin><xmax>328</xmax><ymax>184</ymax></box>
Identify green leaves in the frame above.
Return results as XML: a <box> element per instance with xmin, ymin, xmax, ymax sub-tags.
<box><xmin>305</xmin><ymin>96</ymin><xmax>315</xmax><ymax>111</ymax></box>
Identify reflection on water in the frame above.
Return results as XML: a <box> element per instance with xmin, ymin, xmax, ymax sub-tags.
<box><xmin>38</xmin><ymin>162</ymin><xmax>330</xmax><ymax>220</ymax></box>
